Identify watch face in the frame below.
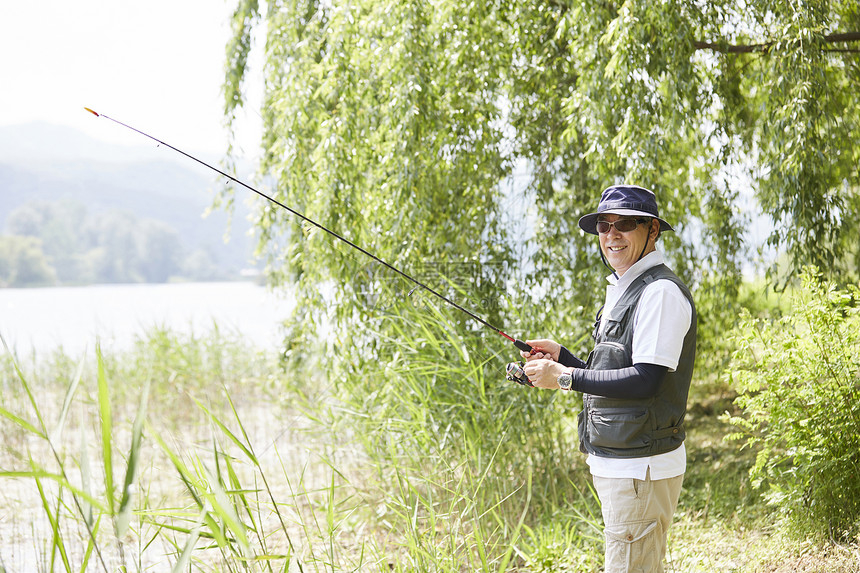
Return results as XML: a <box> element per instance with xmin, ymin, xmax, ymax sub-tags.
<box><xmin>558</xmin><ymin>372</ymin><xmax>573</xmax><ymax>390</ymax></box>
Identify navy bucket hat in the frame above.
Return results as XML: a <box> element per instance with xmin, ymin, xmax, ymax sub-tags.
<box><xmin>578</xmin><ymin>185</ymin><xmax>674</xmax><ymax>235</ymax></box>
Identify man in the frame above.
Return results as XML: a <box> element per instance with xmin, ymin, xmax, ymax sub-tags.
<box><xmin>522</xmin><ymin>184</ymin><xmax>696</xmax><ymax>573</ymax></box>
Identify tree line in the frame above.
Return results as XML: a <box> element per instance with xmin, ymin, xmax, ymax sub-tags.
<box><xmin>0</xmin><ymin>199</ymin><xmax>234</xmax><ymax>287</ymax></box>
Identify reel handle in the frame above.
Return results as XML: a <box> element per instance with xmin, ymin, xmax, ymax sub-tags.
<box><xmin>513</xmin><ymin>339</ymin><xmax>533</xmax><ymax>354</ymax></box>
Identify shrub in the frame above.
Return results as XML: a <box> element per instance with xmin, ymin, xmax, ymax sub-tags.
<box><xmin>725</xmin><ymin>268</ymin><xmax>860</xmax><ymax>539</ymax></box>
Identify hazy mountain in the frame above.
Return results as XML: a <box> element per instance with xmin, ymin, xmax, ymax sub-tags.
<box><xmin>0</xmin><ymin>121</ymin><xmax>247</xmax><ymax>165</ymax></box>
<box><xmin>0</xmin><ymin>122</ymin><xmax>259</xmax><ymax>275</ymax></box>
<box><xmin>0</xmin><ymin>122</ymin><xmax>188</xmax><ymax>164</ymax></box>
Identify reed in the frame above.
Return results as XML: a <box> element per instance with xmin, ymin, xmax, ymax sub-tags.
<box><xmin>5</xmin><ymin>279</ymin><xmax>860</xmax><ymax>571</ymax></box>
<box><xmin>313</xmin><ymin>291</ymin><xmax>605</xmax><ymax>570</ymax></box>
<box><xmin>0</xmin><ymin>320</ymin><xmax>604</xmax><ymax>572</ymax></box>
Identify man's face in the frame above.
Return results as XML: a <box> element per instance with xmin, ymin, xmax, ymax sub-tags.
<box><xmin>597</xmin><ymin>214</ymin><xmax>657</xmax><ymax>276</ymax></box>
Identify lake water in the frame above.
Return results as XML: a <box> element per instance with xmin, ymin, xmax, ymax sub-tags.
<box><xmin>0</xmin><ymin>282</ymin><xmax>294</xmax><ymax>356</ymax></box>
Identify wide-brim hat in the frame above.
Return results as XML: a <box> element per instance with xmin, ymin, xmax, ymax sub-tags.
<box><xmin>578</xmin><ymin>185</ymin><xmax>674</xmax><ymax>235</ymax></box>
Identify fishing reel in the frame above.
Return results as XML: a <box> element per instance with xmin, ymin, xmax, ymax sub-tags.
<box><xmin>506</xmin><ymin>361</ymin><xmax>534</xmax><ymax>387</ymax></box>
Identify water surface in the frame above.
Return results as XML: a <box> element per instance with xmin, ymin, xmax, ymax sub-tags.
<box><xmin>0</xmin><ymin>282</ymin><xmax>293</xmax><ymax>356</ymax></box>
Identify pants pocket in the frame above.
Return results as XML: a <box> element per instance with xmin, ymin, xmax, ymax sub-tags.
<box><xmin>604</xmin><ymin>519</ymin><xmax>660</xmax><ymax>573</ymax></box>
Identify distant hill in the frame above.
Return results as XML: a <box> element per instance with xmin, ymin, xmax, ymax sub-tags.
<box><xmin>0</xmin><ymin>122</ymin><xmax>259</xmax><ymax>276</ymax></box>
<box><xmin>0</xmin><ymin>122</ymin><xmax>189</xmax><ymax>164</ymax></box>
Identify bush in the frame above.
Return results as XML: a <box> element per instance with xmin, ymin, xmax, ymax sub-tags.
<box><xmin>725</xmin><ymin>268</ymin><xmax>860</xmax><ymax>540</ymax></box>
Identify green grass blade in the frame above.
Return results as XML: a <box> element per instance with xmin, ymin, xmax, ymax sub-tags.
<box><xmin>95</xmin><ymin>345</ymin><xmax>115</xmax><ymax>516</ymax></box>
<box><xmin>79</xmin><ymin>513</ymin><xmax>103</xmax><ymax>573</ymax></box>
<box><xmin>80</xmin><ymin>414</ymin><xmax>94</xmax><ymax>528</ymax></box>
<box><xmin>0</xmin><ymin>334</ymin><xmax>48</xmax><ymax>435</ymax></box>
<box><xmin>194</xmin><ymin>398</ymin><xmax>257</xmax><ymax>464</ymax></box>
<box><xmin>497</xmin><ymin>469</ymin><xmax>532</xmax><ymax>571</ymax></box>
<box><xmin>148</xmin><ymin>424</ymin><xmax>231</xmax><ymax>549</ymax></box>
<box><xmin>0</xmin><ymin>469</ymin><xmax>104</xmax><ymax>510</ymax></box>
<box><xmin>53</xmin><ymin>353</ymin><xmax>86</xmax><ymax>442</ymax></box>
<box><xmin>171</xmin><ymin>507</ymin><xmax>207</xmax><ymax>573</ymax></box>
<box><xmin>116</xmin><ymin>375</ymin><xmax>150</xmax><ymax>538</ymax></box>
<box><xmin>0</xmin><ymin>405</ymin><xmax>45</xmax><ymax>437</ymax></box>
<box><xmin>138</xmin><ymin>516</ymin><xmax>217</xmax><ymax>541</ymax></box>
<box><xmin>199</xmin><ymin>462</ymin><xmax>249</xmax><ymax>551</ymax></box>
<box><xmin>221</xmin><ymin>453</ymin><xmax>263</xmax><ymax>548</ymax></box>
<box><xmin>34</xmin><ymin>476</ymin><xmax>72</xmax><ymax>573</ymax></box>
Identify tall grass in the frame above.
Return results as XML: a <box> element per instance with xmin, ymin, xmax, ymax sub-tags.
<box><xmin>320</xmin><ymin>293</ymin><xmax>604</xmax><ymax>570</ymax></box>
<box><xmin>11</xmin><ymin>289</ymin><xmax>853</xmax><ymax>571</ymax></box>
<box><xmin>0</xmin><ymin>328</ymin><xmax>326</xmax><ymax>571</ymax></box>
<box><xmin>0</xmin><ymin>308</ymin><xmax>606</xmax><ymax>572</ymax></box>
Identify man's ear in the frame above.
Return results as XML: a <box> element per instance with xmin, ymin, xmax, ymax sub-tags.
<box><xmin>650</xmin><ymin>218</ymin><xmax>660</xmax><ymax>241</ymax></box>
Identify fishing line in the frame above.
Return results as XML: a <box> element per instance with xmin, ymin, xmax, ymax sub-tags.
<box><xmin>84</xmin><ymin>108</ymin><xmax>533</xmax><ymax>354</ymax></box>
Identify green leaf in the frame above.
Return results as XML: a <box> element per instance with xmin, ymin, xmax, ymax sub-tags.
<box><xmin>116</xmin><ymin>376</ymin><xmax>150</xmax><ymax>538</ymax></box>
<box><xmin>95</xmin><ymin>345</ymin><xmax>115</xmax><ymax>516</ymax></box>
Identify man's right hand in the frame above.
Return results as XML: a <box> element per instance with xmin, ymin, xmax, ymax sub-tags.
<box><xmin>522</xmin><ymin>339</ymin><xmax>561</xmax><ymax>362</ymax></box>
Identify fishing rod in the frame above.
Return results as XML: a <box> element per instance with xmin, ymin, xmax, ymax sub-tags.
<box><xmin>84</xmin><ymin>107</ymin><xmax>534</xmax><ymax>355</ymax></box>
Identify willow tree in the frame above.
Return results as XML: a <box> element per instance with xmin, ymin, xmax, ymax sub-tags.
<box><xmin>222</xmin><ymin>0</ymin><xmax>859</xmax><ymax>372</ymax></box>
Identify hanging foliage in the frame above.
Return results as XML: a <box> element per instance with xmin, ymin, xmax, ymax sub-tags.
<box><xmin>222</xmin><ymin>0</ymin><xmax>860</xmax><ymax>371</ymax></box>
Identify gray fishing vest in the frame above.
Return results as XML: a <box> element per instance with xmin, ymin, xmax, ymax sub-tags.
<box><xmin>578</xmin><ymin>264</ymin><xmax>697</xmax><ymax>458</ymax></box>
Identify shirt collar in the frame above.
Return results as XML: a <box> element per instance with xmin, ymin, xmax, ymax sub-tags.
<box><xmin>606</xmin><ymin>250</ymin><xmax>664</xmax><ymax>289</ymax></box>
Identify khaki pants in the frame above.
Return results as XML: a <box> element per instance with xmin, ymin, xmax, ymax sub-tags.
<box><xmin>592</xmin><ymin>470</ymin><xmax>684</xmax><ymax>573</ymax></box>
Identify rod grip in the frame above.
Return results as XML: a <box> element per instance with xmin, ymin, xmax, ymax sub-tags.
<box><xmin>513</xmin><ymin>339</ymin><xmax>533</xmax><ymax>354</ymax></box>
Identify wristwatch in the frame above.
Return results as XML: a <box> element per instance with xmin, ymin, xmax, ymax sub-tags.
<box><xmin>557</xmin><ymin>369</ymin><xmax>573</xmax><ymax>391</ymax></box>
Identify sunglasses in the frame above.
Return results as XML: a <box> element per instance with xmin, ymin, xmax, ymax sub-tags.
<box><xmin>596</xmin><ymin>218</ymin><xmax>650</xmax><ymax>234</ymax></box>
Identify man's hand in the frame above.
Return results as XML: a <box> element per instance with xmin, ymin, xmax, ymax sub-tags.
<box><xmin>523</xmin><ymin>359</ymin><xmax>568</xmax><ymax>389</ymax></box>
<box><xmin>521</xmin><ymin>339</ymin><xmax>561</xmax><ymax>362</ymax></box>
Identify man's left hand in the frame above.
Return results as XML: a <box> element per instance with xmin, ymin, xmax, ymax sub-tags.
<box><xmin>523</xmin><ymin>359</ymin><xmax>567</xmax><ymax>389</ymax></box>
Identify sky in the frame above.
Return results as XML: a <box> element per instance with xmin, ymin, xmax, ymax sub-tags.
<box><xmin>0</xmin><ymin>0</ymin><xmax>262</xmax><ymax>156</ymax></box>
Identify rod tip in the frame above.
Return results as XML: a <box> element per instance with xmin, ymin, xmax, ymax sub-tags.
<box><xmin>84</xmin><ymin>107</ymin><xmax>99</xmax><ymax>117</ymax></box>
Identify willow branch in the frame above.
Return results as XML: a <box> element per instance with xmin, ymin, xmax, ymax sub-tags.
<box><xmin>693</xmin><ymin>31</ymin><xmax>860</xmax><ymax>54</ymax></box>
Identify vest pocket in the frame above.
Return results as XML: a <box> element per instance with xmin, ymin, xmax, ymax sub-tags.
<box><xmin>590</xmin><ymin>341</ymin><xmax>632</xmax><ymax>370</ymax></box>
<box><xmin>588</xmin><ymin>407</ymin><xmax>651</xmax><ymax>449</ymax></box>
